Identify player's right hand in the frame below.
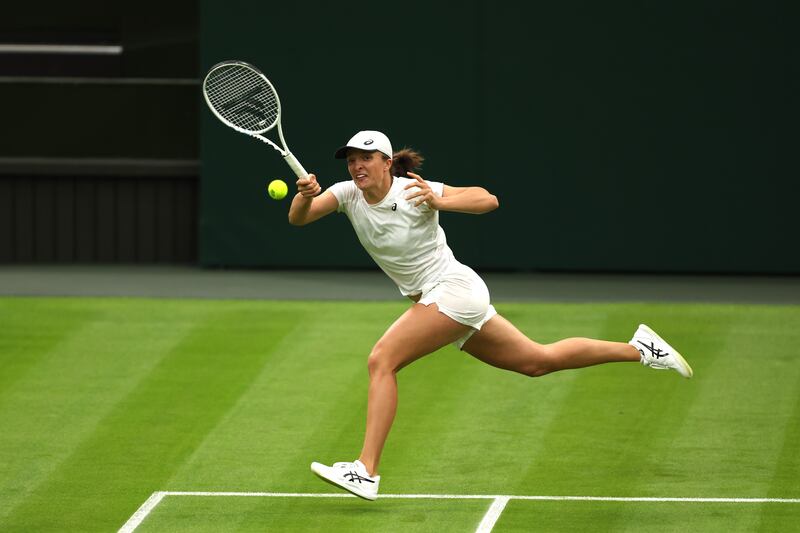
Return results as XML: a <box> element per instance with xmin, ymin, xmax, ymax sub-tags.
<box><xmin>297</xmin><ymin>174</ymin><xmax>321</xmax><ymax>198</ymax></box>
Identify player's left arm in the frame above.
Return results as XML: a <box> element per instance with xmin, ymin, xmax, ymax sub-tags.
<box><xmin>404</xmin><ymin>172</ymin><xmax>499</xmax><ymax>214</ymax></box>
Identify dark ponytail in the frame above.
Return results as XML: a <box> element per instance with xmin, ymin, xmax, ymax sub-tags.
<box><xmin>389</xmin><ymin>148</ymin><xmax>424</xmax><ymax>177</ymax></box>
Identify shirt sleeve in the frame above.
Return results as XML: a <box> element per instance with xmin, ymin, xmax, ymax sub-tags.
<box><xmin>327</xmin><ymin>180</ymin><xmax>357</xmax><ymax>214</ymax></box>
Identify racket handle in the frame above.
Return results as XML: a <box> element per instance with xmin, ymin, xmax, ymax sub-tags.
<box><xmin>284</xmin><ymin>152</ymin><xmax>308</xmax><ymax>179</ymax></box>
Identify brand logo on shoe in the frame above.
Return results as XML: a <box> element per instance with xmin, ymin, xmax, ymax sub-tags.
<box><xmin>344</xmin><ymin>471</ymin><xmax>375</xmax><ymax>484</ymax></box>
<box><xmin>637</xmin><ymin>340</ymin><xmax>668</xmax><ymax>359</ymax></box>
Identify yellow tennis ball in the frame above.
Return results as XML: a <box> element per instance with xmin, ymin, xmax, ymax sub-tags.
<box><xmin>267</xmin><ymin>179</ymin><xmax>288</xmax><ymax>200</ymax></box>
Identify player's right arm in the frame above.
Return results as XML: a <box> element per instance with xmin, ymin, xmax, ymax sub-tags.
<box><xmin>288</xmin><ymin>174</ymin><xmax>339</xmax><ymax>225</ymax></box>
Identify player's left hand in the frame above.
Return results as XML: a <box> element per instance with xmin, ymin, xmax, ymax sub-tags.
<box><xmin>404</xmin><ymin>172</ymin><xmax>442</xmax><ymax>209</ymax></box>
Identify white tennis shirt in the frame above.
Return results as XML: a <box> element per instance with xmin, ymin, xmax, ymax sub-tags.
<box><xmin>328</xmin><ymin>176</ymin><xmax>456</xmax><ymax>296</ymax></box>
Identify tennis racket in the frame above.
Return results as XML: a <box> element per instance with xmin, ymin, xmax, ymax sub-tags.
<box><xmin>202</xmin><ymin>60</ymin><xmax>308</xmax><ymax>179</ymax></box>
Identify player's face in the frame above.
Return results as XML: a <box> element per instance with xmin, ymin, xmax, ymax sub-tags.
<box><xmin>346</xmin><ymin>149</ymin><xmax>390</xmax><ymax>190</ymax></box>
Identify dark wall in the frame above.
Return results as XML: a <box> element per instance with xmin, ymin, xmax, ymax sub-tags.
<box><xmin>0</xmin><ymin>175</ymin><xmax>196</xmax><ymax>263</ymax></box>
<box><xmin>3</xmin><ymin>83</ymin><xmax>197</xmax><ymax>159</ymax></box>
<box><xmin>480</xmin><ymin>2</ymin><xmax>798</xmax><ymax>273</ymax></box>
<box><xmin>0</xmin><ymin>0</ymin><xmax>200</xmax><ymax>263</ymax></box>
<box><xmin>199</xmin><ymin>0</ymin><xmax>798</xmax><ymax>274</ymax></box>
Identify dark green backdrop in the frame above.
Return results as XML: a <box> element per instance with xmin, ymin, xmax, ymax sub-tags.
<box><xmin>200</xmin><ymin>1</ymin><xmax>798</xmax><ymax>273</ymax></box>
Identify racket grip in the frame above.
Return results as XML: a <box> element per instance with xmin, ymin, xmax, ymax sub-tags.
<box><xmin>283</xmin><ymin>152</ymin><xmax>308</xmax><ymax>179</ymax></box>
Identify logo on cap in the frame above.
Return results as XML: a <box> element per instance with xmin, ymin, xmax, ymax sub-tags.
<box><xmin>364</xmin><ymin>139</ymin><xmax>374</xmax><ymax>145</ymax></box>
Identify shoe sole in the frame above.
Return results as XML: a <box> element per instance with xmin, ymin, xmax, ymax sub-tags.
<box><xmin>640</xmin><ymin>324</ymin><xmax>693</xmax><ymax>378</ymax></box>
<box><xmin>310</xmin><ymin>463</ymin><xmax>377</xmax><ymax>501</ymax></box>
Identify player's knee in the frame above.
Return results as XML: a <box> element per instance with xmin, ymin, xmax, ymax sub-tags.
<box><xmin>523</xmin><ymin>366</ymin><xmax>551</xmax><ymax>378</ymax></box>
<box><xmin>520</xmin><ymin>364</ymin><xmax>550</xmax><ymax>378</ymax></box>
<box><xmin>521</xmin><ymin>345</ymin><xmax>555</xmax><ymax>378</ymax></box>
<box><xmin>367</xmin><ymin>343</ymin><xmax>397</xmax><ymax>376</ymax></box>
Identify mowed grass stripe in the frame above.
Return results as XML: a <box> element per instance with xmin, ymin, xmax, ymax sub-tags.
<box><xmin>137</xmin><ymin>494</ymin><xmax>491</xmax><ymax>533</ymax></box>
<box><xmin>671</xmin><ymin>308</ymin><xmax>800</xmax><ymax>492</ymax></box>
<box><xmin>397</xmin><ymin>302</ymin><xmax>624</xmax><ymax>496</ymax></box>
<box><xmin>495</xmin><ymin>499</ymin><xmax>799</xmax><ymax>533</ymax></box>
<box><xmin>370</xmin><ymin>345</ymin><xmax>507</xmax><ymax>493</ymax></box>
<box><xmin>757</xmin><ymin>308</ymin><xmax>800</xmax><ymax>532</ymax></box>
<box><xmin>0</xmin><ymin>299</ymin><xmax>202</xmax><ymax>523</ymax></box>
<box><xmin>584</xmin><ymin>305</ymin><xmax>723</xmax><ymax>532</ymax></box>
<box><xmin>2</xmin><ymin>301</ymin><xmax>302</xmax><ymax>532</ymax></box>
<box><xmin>264</xmin><ymin>303</ymin><xmax>398</xmax><ymax>488</ymax></box>
<box><xmin>162</xmin><ymin>303</ymin><xmax>395</xmax><ymax>493</ymax></box>
<box><xmin>498</xmin><ymin>304</ymin><xmax>690</xmax><ymax>497</ymax></box>
<box><xmin>495</xmin><ymin>305</ymin><xmax>800</xmax><ymax>533</ymax></box>
<box><xmin>0</xmin><ymin>299</ymin><xmax>96</xmax><ymax>396</ymax></box>
<box><xmin>501</xmin><ymin>304</ymin><xmax>622</xmax><ymax>498</ymax></box>
<box><xmin>385</xmin><ymin>308</ymin><xmax>589</xmax><ymax>495</ymax></box>
<box><xmin>613</xmin><ymin>307</ymin><xmax>800</xmax><ymax>533</ymax></box>
<box><xmin>758</xmin><ymin>386</ymin><xmax>800</xmax><ymax>532</ymax></box>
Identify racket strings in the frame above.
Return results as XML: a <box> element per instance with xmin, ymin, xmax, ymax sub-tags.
<box><xmin>205</xmin><ymin>65</ymin><xmax>279</xmax><ymax>132</ymax></box>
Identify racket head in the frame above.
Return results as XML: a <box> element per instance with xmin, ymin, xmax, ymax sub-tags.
<box><xmin>203</xmin><ymin>60</ymin><xmax>281</xmax><ymax>135</ymax></box>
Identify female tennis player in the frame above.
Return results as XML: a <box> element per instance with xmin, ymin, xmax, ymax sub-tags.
<box><xmin>289</xmin><ymin>130</ymin><xmax>692</xmax><ymax>501</ymax></box>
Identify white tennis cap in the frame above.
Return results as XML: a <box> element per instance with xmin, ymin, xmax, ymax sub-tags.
<box><xmin>334</xmin><ymin>130</ymin><xmax>393</xmax><ymax>159</ymax></box>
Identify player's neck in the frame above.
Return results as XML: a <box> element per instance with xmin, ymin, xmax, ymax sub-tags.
<box><xmin>363</xmin><ymin>175</ymin><xmax>393</xmax><ymax>205</ymax></box>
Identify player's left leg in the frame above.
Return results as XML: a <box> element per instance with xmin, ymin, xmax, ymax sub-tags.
<box><xmin>462</xmin><ymin>315</ymin><xmax>692</xmax><ymax>378</ymax></box>
<box><xmin>461</xmin><ymin>314</ymin><xmax>640</xmax><ymax>377</ymax></box>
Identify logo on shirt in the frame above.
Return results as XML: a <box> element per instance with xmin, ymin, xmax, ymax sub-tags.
<box><xmin>391</xmin><ymin>203</ymin><xmax>397</xmax><ymax>211</ymax></box>
<box><xmin>364</xmin><ymin>139</ymin><xmax>374</xmax><ymax>145</ymax></box>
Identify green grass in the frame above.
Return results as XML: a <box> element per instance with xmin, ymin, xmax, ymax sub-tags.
<box><xmin>0</xmin><ymin>297</ymin><xmax>798</xmax><ymax>532</ymax></box>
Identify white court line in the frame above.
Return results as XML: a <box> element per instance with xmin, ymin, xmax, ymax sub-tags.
<box><xmin>119</xmin><ymin>492</ymin><xmax>166</xmax><ymax>533</ymax></box>
<box><xmin>119</xmin><ymin>491</ymin><xmax>800</xmax><ymax>533</ymax></box>
<box><xmin>475</xmin><ymin>496</ymin><xmax>510</xmax><ymax>533</ymax></box>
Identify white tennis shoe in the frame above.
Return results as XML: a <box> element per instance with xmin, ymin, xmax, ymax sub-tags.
<box><xmin>630</xmin><ymin>324</ymin><xmax>693</xmax><ymax>378</ymax></box>
<box><xmin>310</xmin><ymin>459</ymin><xmax>380</xmax><ymax>501</ymax></box>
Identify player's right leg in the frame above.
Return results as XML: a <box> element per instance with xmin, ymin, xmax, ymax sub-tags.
<box><xmin>311</xmin><ymin>302</ymin><xmax>471</xmax><ymax>500</ymax></box>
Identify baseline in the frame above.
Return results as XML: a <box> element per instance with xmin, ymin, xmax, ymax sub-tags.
<box><xmin>119</xmin><ymin>491</ymin><xmax>800</xmax><ymax>533</ymax></box>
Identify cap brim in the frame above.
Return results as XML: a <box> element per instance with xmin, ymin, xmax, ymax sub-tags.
<box><xmin>334</xmin><ymin>145</ymin><xmax>385</xmax><ymax>159</ymax></box>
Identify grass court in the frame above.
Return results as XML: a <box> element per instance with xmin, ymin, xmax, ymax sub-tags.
<box><xmin>1</xmin><ymin>297</ymin><xmax>798</xmax><ymax>531</ymax></box>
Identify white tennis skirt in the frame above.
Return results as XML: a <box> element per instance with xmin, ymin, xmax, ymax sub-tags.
<box><xmin>418</xmin><ymin>261</ymin><xmax>497</xmax><ymax>349</ymax></box>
